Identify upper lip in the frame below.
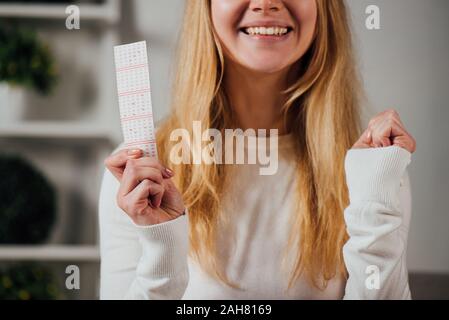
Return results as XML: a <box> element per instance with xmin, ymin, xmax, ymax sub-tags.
<box><xmin>240</xmin><ymin>20</ymin><xmax>293</xmax><ymax>29</ymax></box>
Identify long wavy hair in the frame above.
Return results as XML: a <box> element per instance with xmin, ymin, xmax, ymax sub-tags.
<box><xmin>156</xmin><ymin>0</ymin><xmax>363</xmax><ymax>290</ymax></box>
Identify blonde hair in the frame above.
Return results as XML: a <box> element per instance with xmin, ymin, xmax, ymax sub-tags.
<box><xmin>156</xmin><ymin>0</ymin><xmax>362</xmax><ymax>290</ymax></box>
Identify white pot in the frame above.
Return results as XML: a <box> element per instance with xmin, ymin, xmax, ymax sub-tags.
<box><xmin>0</xmin><ymin>83</ymin><xmax>26</xmax><ymax>124</ymax></box>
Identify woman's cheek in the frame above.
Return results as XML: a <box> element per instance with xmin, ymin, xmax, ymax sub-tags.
<box><xmin>289</xmin><ymin>0</ymin><xmax>318</xmax><ymax>52</ymax></box>
<box><xmin>211</xmin><ymin>3</ymin><xmax>238</xmax><ymax>39</ymax></box>
<box><xmin>211</xmin><ymin>0</ymin><xmax>245</xmax><ymax>33</ymax></box>
<box><xmin>211</xmin><ymin>1</ymin><xmax>246</xmax><ymax>62</ymax></box>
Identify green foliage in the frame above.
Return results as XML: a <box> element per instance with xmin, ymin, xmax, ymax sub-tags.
<box><xmin>0</xmin><ymin>264</ymin><xmax>60</xmax><ymax>300</ymax></box>
<box><xmin>0</xmin><ymin>154</ymin><xmax>56</xmax><ymax>244</ymax></box>
<box><xmin>0</xmin><ymin>22</ymin><xmax>58</xmax><ymax>95</ymax></box>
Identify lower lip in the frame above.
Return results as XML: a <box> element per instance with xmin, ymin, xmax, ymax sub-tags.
<box><xmin>240</xmin><ymin>31</ymin><xmax>292</xmax><ymax>42</ymax></box>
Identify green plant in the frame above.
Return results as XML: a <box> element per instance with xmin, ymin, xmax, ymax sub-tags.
<box><xmin>0</xmin><ymin>264</ymin><xmax>61</xmax><ymax>300</ymax></box>
<box><xmin>0</xmin><ymin>22</ymin><xmax>57</xmax><ymax>95</ymax></box>
<box><xmin>0</xmin><ymin>154</ymin><xmax>56</xmax><ymax>244</ymax></box>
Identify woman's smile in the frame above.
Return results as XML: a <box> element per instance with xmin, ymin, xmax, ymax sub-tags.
<box><xmin>239</xmin><ymin>22</ymin><xmax>295</xmax><ymax>43</ymax></box>
<box><xmin>238</xmin><ymin>18</ymin><xmax>294</xmax><ymax>41</ymax></box>
<box><xmin>212</xmin><ymin>0</ymin><xmax>316</xmax><ymax>73</ymax></box>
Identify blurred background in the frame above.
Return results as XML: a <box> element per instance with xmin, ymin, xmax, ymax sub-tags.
<box><xmin>0</xmin><ymin>0</ymin><xmax>447</xmax><ymax>299</ymax></box>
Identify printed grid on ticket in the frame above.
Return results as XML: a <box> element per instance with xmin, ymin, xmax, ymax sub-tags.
<box><xmin>114</xmin><ymin>41</ymin><xmax>158</xmax><ymax>158</ymax></box>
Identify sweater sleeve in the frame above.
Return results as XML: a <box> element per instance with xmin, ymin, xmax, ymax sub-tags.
<box><xmin>99</xmin><ymin>167</ymin><xmax>190</xmax><ymax>300</ymax></box>
<box><xmin>342</xmin><ymin>146</ymin><xmax>413</xmax><ymax>300</ymax></box>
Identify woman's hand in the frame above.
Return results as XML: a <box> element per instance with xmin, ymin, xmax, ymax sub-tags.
<box><xmin>352</xmin><ymin>109</ymin><xmax>417</xmax><ymax>154</ymax></box>
<box><xmin>104</xmin><ymin>149</ymin><xmax>185</xmax><ymax>226</ymax></box>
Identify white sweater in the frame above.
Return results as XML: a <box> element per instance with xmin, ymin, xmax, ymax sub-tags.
<box><xmin>98</xmin><ymin>133</ymin><xmax>413</xmax><ymax>300</ymax></box>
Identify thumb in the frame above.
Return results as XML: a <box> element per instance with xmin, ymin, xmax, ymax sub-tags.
<box><xmin>353</xmin><ymin>128</ymin><xmax>372</xmax><ymax>149</ymax></box>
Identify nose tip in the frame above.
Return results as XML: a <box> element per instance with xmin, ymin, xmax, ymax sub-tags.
<box><xmin>250</xmin><ymin>0</ymin><xmax>283</xmax><ymax>13</ymax></box>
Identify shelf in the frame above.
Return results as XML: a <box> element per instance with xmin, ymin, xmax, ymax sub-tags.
<box><xmin>0</xmin><ymin>0</ymin><xmax>120</xmax><ymax>23</ymax></box>
<box><xmin>0</xmin><ymin>121</ymin><xmax>114</xmax><ymax>141</ymax></box>
<box><xmin>0</xmin><ymin>245</ymin><xmax>100</xmax><ymax>262</ymax></box>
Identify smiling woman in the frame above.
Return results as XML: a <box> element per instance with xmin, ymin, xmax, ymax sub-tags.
<box><xmin>100</xmin><ymin>0</ymin><xmax>416</xmax><ymax>300</ymax></box>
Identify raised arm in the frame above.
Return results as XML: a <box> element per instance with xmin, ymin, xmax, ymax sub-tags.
<box><xmin>99</xmin><ymin>148</ymin><xmax>189</xmax><ymax>300</ymax></box>
<box><xmin>342</xmin><ymin>146</ymin><xmax>412</xmax><ymax>299</ymax></box>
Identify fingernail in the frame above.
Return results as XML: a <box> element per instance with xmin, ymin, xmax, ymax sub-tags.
<box><xmin>165</xmin><ymin>168</ymin><xmax>174</xmax><ymax>176</ymax></box>
<box><xmin>127</xmin><ymin>149</ymin><xmax>141</xmax><ymax>156</ymax></box>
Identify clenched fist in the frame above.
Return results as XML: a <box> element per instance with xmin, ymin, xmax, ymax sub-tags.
<box><xmin>104</xmin><ymin>149</ymin><xmax>185</xmax><ymax>226</ymax></box>
<box><xmin>352</xmin><ymin>109</ymin><xmax>416</xmax><ymax>154</ymax></box>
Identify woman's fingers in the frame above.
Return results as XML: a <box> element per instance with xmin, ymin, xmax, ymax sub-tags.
<box><xmin>126</xmin><ymin>179</ymin><xmax>164</xmax><ymax>212</ymax></box>
<box><xmin>370</xmin><ymin>114</ymin><xmax>413</xmax><ymax>151</ymax></box>
<box><xmin>353</xmin><ymin>109</ymin><xmax>417</xmax><ymax>153</ymax></box>
<box><xmin>119</xmin><ymin>164</ymin><xmax>164</xmax><ymax>197</ymax></box>
<box><xmin>104</xmin><ymin>148</ymin><xmax>174</xmax><ymax>181</ymax></box>
<box><xmin>147</xmin><ymin>181</ymin><xmax>165</xmax><ymax>209</ymax></box>
<box><xmin>370</xmin><ymin>117</ymin><xmax>396</xmax><ymax>147</ymax></box>
<box><xmin>352</xmin><ymin>128</ymin><xmax>372</xmax><ymax>149</ymax></box>
<box><xmin>117</xmin><ymin>179</ymin><xmax>164</xmax><ymax>222</ymax></box>
<box><xmin>104</xmin><ymin>148</ymin><xmax>143</xmax><ymax>180</ymax></box>
<box><xmin>111</xmin><ymin>150</ymin><xmax>184</xmax><ymax>225</ymax></box>
<box><xmin>391</xmin><ymin>127</ymin><xmax>417</xmax><ymax>153</ymax></box>
<box><xmin>127</xmin><ymin>157</ymin><xmax>174</xmax><ymax>179</ymax></box>
<box><xmin>120</xmin><ymin>179</ymin><xmax>152</xmax><ymax>216</ymax></box>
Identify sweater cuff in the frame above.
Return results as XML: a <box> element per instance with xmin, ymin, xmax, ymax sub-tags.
<box><xmin>134</xmin><ymin>214</ymin><xmax>189</xmax><ymax>278</ymax></box>
<box><xmin>344</xmin><ymin>146</ymin><xmax>412</xmax><ymax>207</ymax></box>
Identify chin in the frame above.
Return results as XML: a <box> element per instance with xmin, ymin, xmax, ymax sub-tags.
<box><xmin>235</xmin><ymin>50</ymin><xmax>292</xmax><ymax>74</ymax></box>
<box><xmin>243</xmin><ymin>60</ymin><xmax>290</xmax><ymax>74</ymax></box>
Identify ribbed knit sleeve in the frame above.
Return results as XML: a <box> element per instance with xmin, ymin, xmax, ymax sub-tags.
<box><xmin>99</xmin><ymin>167</ymin><xmax>189</xmax><ymax>300</ymax></box>
<box><xmin>342</xmin><ymin>146</ymin><xmax>413</xmax><ymax>299</ymax></box>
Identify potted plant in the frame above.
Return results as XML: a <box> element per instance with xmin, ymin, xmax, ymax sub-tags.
<box><xmin>0</xmin><ymin>21</ymin><xmax>58</xmax><ymax>123</ymax></box>
<box><xmin>0</xmin><ymin>264</ymin><xmax>61</xmax><ymax>300</ymax></box>
<box><xmin>0</xmin><ymin>154</ymin><xmax>56</xmax><ymax>244</ymax></box>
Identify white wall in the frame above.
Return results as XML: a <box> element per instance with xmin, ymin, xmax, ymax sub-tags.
<box><xmin>121</xmin><ymin>0</ymin><xmax>449</xmax><ymax>274</ymax></box>
<box><xmin>348</xmin><ymin>0</ymin><xmax>449</xmax><ymax>273</ymax></box>
<box><xmin>117</xmin><ymin>0</ymin><xmax>184</xmax><ymax>125</ymax></box>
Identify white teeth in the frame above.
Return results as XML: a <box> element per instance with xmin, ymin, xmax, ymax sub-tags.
<box><xmin>244</xmin><ymin>26</ymin><xmax>289</xmax><ymax>36</ymax></box>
